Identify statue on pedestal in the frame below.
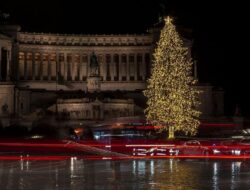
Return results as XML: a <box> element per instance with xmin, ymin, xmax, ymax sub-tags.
<box><xmin>87</xmin><ymin>52</ymin><xmax>100</xmax><ymax>92</ymax></box>
<box><xmin>90</xmin><ymin>52</ymin><xmax>99</xmax><ymax>76</ymax></box>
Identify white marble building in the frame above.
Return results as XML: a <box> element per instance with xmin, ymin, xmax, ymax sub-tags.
<box><xmin>0</xmin><ymin>24</ymin><xmax>224</xmax><ymax>121</ymax></box>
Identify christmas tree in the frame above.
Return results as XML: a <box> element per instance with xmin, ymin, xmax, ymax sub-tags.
<box><xmin>144</xmin><ymin>16</ymin><xmax>201</xmax><ymax>139</ymax></box>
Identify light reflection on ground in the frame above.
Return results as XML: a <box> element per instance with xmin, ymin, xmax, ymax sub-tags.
<box><xmin>0</xmin><ymin>159</ymin><xmax>250</xmax><ymax>190</ymax></box>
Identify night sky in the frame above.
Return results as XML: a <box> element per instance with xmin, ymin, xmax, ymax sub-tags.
<box><xmin>1</xmin><ymin>0</ymin><xmax>249</xmax><ymax>116</ymax></box>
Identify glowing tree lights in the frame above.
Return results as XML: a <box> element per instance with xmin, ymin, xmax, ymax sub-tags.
<box><xmin>144</xmin><ymin>16</ymin><xmax>201</xmax><ymax>139</ymax></box>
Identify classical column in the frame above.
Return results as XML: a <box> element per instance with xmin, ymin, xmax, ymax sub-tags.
<box><xmin>142</xmin><ymin>53</ymin><xmax>146</xmax><ymax>81</ymax></box>
<box><xmin>38</xmin><ymin>52</ymin><xmax>43</xmax><ymax>80</ymax></box>
<box><xmin>56</xmin><ymin>53</ymin><xmax>59</xmax><ymax>80</ymax></box>
<box><xmin>113</xmin><ymin>54</ymin><xmax>118</xmax><ymax>80</ymax></box>
<box><xmin>88</xmin><ymin>53</ymin><xmax>91</xmax><ymax>76</ymax></box>
<box><xmin>71</xmin><ymin>54</ymin><xmax>76</xmax><ymax>81</ymax></box>
<box><xmin>105</xmin><ymin>55</ymin><xmax>108</xmax><ymax>81</ymax></box>
<box><xmin>39</xmin><ymin>53</ymin><xmax>42</xmax><ymax>80</ymax></box>
<box><xmin>24</xmin><ymin>52</ymin><xmax>28</xmax><ymax>80</ymax></box>
<box><xmin>64</xmin><ymin>53</ymin><xmax>68</xmax><ymax>81</ymax></box>
<box><xmin>74</xmin><ymin>54</ymin><xmax>78</xmax><ymax>81</ymax></box>
<box><xmin>85</xmin><ymin>54</ymin><xmax>90</xmax><ymax>77</ymax></box>
<box><xmin>6</xmin><ymin>49</ymin><xmax>10</xmax><ymax>80</ymax></box>
<box><xmin>9</xmin><ymin>49</ymin><xmax>12</xmax><ymax>80</ymax></box>
<box><xmin>68</xmin><ymin>55</ymin><xmax>72</xmax><ymax>81</ymax></box>
<box><xmin>43</xmin><ymin>54</ymin><xmax>49</xmax><ymax>80</ymax></box>
<box><xmin>35</xmin><ymin>53</ymin><xmax>40</xmax><ymax>80</ymax></box>
<box><xmin>32</xmin><ymin>51</ymin><xmax>35</xmax><ymax>80</ymax></box>
<box><xmin>81</xmin><ymin>54</ymin><xmax>87</xmax><ymax>80</ymax></box>
<box><xmin>134</xmin><ymin>53</ymin><xmax>138</xmax><ymax>81</ymax></box>
<box><xmin>111</xmin><ymin>54</ymin><xmax>114</xmax><ymax>81</ymax></box>
<box><xmin>48</xmin><ymin>54</ymin><xmax>51</xmax><ymax>81</ymax></box>
<box><xmin>59</xmin><ymin>53</ymin><xmax>64</xmax><ymax>79</ymax></box>
<box><xmin>42</xmin><ymin>53</ymin><xmax>45</xmax><ymax>80</ymax></box>
<box><xmin>70</xmin><ymin>54</ymin><xmax>73</xmax><ymax>80</ymax></box>
<box><xmin>0</xmin><ymin>45</ymin><xmax>2</xmax><ymax>80</ymax></box>
<box><xmin>119</xmin><ymin>54</ymin><xmax>122</xmax><ymax>81</ymax></box>
<box><xmin>27</xmin><ymin>53</ymin><xmax>33</xmax><ymax>80</ymax></box>
<box><xmin>79</xmin><ymin>54</ymin><xmax>83</xmax><ymax>81</ymax></box>
<box><xmin>126</xmin><ymin>54</ymin><xmax>129</xmax><ymax>81</ymax></box>
<box><xmin>102</xmin><ymin>56</ymin><xmax>106</xmax><ymax>81</ymax></box>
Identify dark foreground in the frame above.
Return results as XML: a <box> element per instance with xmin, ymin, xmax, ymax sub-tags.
<box><xmin>0</xmin><ymin>159</ymin><xmax>250</xmax><ymax>190</ymax></box>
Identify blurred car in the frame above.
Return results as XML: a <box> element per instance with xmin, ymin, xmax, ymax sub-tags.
<box><xmin>178</xmin><ymin>140</ymin><xmax>210</xmax><ymax>155</ymax></box>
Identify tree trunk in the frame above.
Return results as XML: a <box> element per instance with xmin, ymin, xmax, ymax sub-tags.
<box><xmin>168</xmin><ymin>126</ymin><xmax>175</xmax><ymax>139</ymax></box>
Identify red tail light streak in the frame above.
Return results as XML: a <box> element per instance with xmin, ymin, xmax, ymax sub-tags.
<box><xmin>0</xmin><ymin>139</ymin><xmax>250</xmax><ymax>160</ymax></box>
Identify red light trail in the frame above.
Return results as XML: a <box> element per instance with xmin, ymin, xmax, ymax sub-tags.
<box><xmin>0</xmin><ymin>154</ymin><xmax>250</xmax><ymax>161</ymax></box>
<box><xmin>0</xmin><ymin>139</ymin><xmax>250</xmax><ymax>160</ymax></box>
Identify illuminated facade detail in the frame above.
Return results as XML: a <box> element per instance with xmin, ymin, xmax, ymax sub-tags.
<box><xmin>49</xmin><ymin>98</ymin><xmax>135</xmax><ymax>120</ymax></box>
<box><xmin>0</xmin><ymin>24</ymin><xmax>224</xmax><ymax>121</ymax></box>
<box><xmin>16</xmin><ymin>32</ymin><xmax>153</xmax><ymax>86</ymax></box>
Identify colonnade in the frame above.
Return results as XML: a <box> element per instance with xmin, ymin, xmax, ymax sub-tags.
<box><xmin>18</xmin><ymin>51</ymin><xmax>151</xmax><ymax>81</ymax></box>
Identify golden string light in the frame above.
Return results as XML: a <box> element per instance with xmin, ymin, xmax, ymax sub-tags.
<box><xmin>144</xmin><ymin>16</ymin><xmax>201</xmax><ymax>139</ymax></box>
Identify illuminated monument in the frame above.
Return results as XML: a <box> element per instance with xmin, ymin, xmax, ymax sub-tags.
<box><xmin>0</xmin><ymin>23</ymin><xmax>224</xmax><ymax>123</ymax></box>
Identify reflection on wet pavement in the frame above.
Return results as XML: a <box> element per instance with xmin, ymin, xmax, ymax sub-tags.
<box><xmin>0</xmin><ymin>159</ymin><xmax>250</xmax><ymax>190</ymax></box>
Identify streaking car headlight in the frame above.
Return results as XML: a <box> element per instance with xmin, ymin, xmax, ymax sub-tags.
<box><xmin>232</xmin><ymin>150</ymin><xmax>241</xmax><ymax>155</ymax></box>
<box><xmin>213</xmin><ymin>149</ymin><xmax>220</xmax><ymax>154</ymax></box>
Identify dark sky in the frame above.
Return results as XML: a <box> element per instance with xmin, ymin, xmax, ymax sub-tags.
<box><xmin>1</xmin><ymin>0</ymin><xmax>249</xmax><ymax>116</ymax></box>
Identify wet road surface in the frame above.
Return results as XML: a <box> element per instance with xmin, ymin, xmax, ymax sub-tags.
<box><xmin>0</xmin><ymin>159</ymin><xmax>250</xmax><ymax>190</ymax></box>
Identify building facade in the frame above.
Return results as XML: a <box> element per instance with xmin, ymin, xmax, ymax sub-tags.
<box><xmin>0</xmin><ymin>24</ymin><xmax>224</xmax><ymax>122</ymax></box>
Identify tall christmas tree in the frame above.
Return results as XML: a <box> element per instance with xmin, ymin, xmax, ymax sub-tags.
<box><xmin>144</xmin><ymin>16</ymin><xmax>201</xmax><ymax>139</ymax></box>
